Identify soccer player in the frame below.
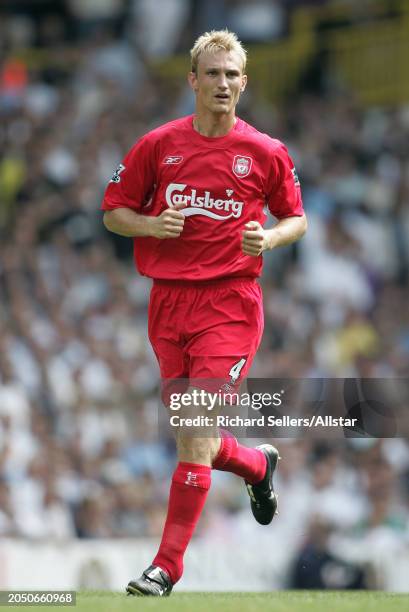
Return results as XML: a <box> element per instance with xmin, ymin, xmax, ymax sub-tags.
<box><xmin>102</xmin><ymin>30</ymin><xmax>307</xmax><ymax>596</ymax></box>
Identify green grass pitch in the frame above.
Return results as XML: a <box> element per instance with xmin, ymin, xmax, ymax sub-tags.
<box><xmin>11</xmin><ymin>591</ymin><xmax>409</xmax><ymax>612</ymax></box>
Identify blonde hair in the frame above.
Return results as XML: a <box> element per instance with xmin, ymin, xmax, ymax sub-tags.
<box><xmin>190</xmin><ymin>30</ymin><xmax>247</xmax><ymax>74</ymax></box>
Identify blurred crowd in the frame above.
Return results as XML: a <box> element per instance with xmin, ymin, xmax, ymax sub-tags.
<box><xmin>1</xmin><ymin>0</ymin><xmax>409</xmax><ymax>590</ymax></box>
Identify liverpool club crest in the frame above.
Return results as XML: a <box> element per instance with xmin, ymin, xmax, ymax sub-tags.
<box><xmin>232</xmin><ymin>155</ymin><xmax>252</xmax><ymax>178</ymax></box>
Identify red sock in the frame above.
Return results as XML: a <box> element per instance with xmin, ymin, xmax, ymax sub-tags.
<box><xmin>153</xmin><ymin>462</ymin><xmax>211</xmax><ymax>584</ymax></box>
<box><xmin>212</xmin><ymin>430</ymin><xmax>267</xmax><ymax>484</ymax></box>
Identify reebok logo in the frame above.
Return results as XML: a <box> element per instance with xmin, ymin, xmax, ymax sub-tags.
<box><xmin>166</xmin><ymin>183</ymin><xmax>244</xmax><ymax>220</ymax></box>
<box><xmin>163</xmin><ymin>155</ymin><xmax>183</xmax><ymax>164</ymax></box>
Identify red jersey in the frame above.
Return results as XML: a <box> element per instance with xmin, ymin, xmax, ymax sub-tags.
<box><xmin>102</xmin><ymin>115</ymin><xmax>303</xmax><ymax>281</ymax></box>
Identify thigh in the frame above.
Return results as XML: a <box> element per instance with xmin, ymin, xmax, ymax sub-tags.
<box><xmin>148</xmin><ymin>285</ymin><xmax>189</xmax><ymax>403</ymax></box>
<box><xmin>186</xmin><ymin>281</ymin><xmax>264</xmax><ymax>391</ymax></box>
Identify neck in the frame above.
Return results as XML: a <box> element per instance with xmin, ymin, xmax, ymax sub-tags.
<box><xmin>193</xmin><ymin>112</ymin><xmax>236</xmax><ymax>137</ymax></box>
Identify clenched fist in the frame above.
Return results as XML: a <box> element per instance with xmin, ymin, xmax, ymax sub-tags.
<box><xmin>150</xmin><ymin>206</ymin><xmax>185</xmax><ymax>239</ymax></box>
<box><xmin>242</xmin><ymin>221</ymin><xmax>271</xmax><ymax>256</ymax></box>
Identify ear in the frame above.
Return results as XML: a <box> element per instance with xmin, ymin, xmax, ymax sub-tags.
<box><xmin>188</xmin><ymin>71</ymin><xmax>198</xmax><ymax>93</ymax></box>
<box><xmin>240</xmin><ymin>74</ymin><xmax>248</xmax><ymax>93</ymax></box>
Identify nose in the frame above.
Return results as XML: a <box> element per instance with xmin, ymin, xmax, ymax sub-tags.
<box><xmin>217</xmin><ymin>73</ymin><xmax>228</xmax><ymax>89</ymax></box>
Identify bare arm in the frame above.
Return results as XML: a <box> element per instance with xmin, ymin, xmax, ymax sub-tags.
<box><xmin>103</xmin><ymin>207</ymin><xmax>185</xmax><ymax>239</ymax></box>
<box><xmin>242</xmin><ymin>214</ymin><xmax>308</xmax><ymax>257</ymax></box>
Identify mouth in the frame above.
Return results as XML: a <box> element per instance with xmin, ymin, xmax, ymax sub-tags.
<box><xmin>214</xmin><ymin>93</ymin><xmax>230</xmax><ymax>101</ymax></box>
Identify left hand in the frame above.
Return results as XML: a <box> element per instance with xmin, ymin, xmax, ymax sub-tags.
<box><xmin>242</xmin><ymin>221</ymin><xmax>271</xmax><ymax>257</ymax></box>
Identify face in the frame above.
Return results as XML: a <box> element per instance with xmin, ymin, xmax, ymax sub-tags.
<box><xmin>189</xmin><ymin>50</ymin><xmax>247</xmax><ymax>117</ymax></box>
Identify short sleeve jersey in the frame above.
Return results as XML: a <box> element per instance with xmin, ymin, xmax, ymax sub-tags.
<box><xmin>102</xmin><ymin>115</ymin><xmax>303</xmax><ymax>281</ymax></box>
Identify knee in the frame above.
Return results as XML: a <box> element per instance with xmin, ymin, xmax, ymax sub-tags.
<box><xmin>177</xmin><ymin>435</ymin><xmax>220</xmax><ymax>466</ymax></box>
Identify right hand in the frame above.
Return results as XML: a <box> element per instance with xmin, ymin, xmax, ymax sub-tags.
<box><xmin>149</xmin><ymin>206</ymin><xmax>185</xmax><ymax>239</ymax></box>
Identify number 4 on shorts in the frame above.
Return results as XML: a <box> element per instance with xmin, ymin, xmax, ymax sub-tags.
<box><xmin>229</xmin><ymin>358</ymin><xmax>247</xmax><ymax>383</ymax></box>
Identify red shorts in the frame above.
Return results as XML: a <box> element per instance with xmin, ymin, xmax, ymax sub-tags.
<box><xmin>148</xmin><ymin>277</ymin><xmax>264</xmax><ymax>403</ymax></box>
